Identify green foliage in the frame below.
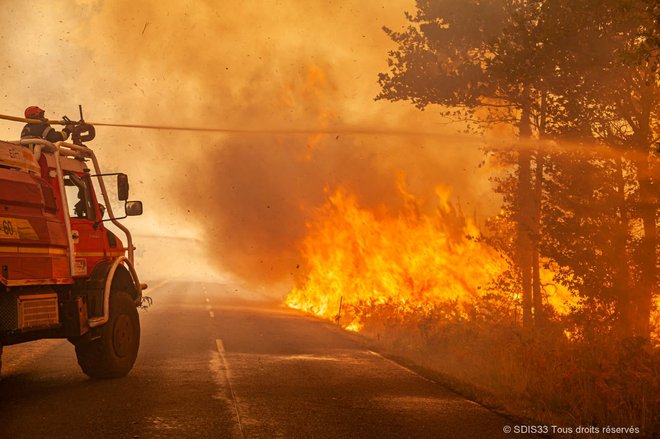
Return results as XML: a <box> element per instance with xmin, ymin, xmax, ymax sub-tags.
<box><xmin>542</xmin><ymin>157</ymin><xmax>637</xmax><ymax>299</ymax></box>
<box><xmin>378</xmin><ymin>0</ymin><xmax>506</xmax><ymax>110</ymax></box>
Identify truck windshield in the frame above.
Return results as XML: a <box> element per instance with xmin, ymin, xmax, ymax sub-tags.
<box><xmin>63</xmin><ymin>173</ymin><xmax>96</xmax><ymax>221</ymax></box>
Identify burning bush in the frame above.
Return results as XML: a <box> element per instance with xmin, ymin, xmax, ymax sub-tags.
<box><xmin>286</xmin><ymin>182</ymin><xmax>659</xmax><ymax>436</ymax></box>
<box><xmin>286</xmin><ymin>181</ymin><xmax>507</xmax><ymax>331</ymax></box>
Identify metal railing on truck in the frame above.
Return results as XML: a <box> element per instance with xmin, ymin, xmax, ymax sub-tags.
<box><xmin>11</xmin><ymin>138</ymin><xmax>142</xmax><ymax>327</ymax></box>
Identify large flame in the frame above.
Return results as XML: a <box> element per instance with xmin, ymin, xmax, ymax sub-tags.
<box><xmin>286</xmin><ymin>179</ymin><xmax>509</xmax><ymax>331</ymax></box>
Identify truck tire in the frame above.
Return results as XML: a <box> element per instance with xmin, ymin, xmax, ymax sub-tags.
<box><xmin>75</xmin><ymin>291</ymin><xmax>140</xmax><ymax>379</ymax></box>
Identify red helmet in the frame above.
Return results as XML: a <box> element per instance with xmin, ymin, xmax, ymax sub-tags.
<box><xmin>25</xmin><ymin>106</ymin><xmax>45</xmax><ymax>119</ymax></box>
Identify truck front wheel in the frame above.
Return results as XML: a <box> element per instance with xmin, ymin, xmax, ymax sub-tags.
<box><xmin>75</xmin><ymin>291</ymin><xmax>140</xmax><ymax>379</ymax></box>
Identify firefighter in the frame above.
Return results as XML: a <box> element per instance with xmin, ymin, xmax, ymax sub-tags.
<box><xmin>21</xmin><ymin>106</ymin><xmax>75</xmax><ymax>142</ymax></box>
<box><xmin>73</xmin><ymin>189</ymin><xmax>87</xmax><ymax>219</ymax></box>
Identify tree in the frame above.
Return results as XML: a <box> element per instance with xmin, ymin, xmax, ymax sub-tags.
<box><xmin>378</xmin><ymin>0</ymin><xmax>657</xmax><ymax>337</ymax></box>
<box><xmin>378</xmin><ymin>0</ymin><xmax>562</xmax><ymax>330</ymax></box>
<box><xmin>540</xmin><ymin>0</ymin><xmax>658</xmax><ymax>337</ymax></box>
<box><xmin>597</xmin><ymin>0</ymin><xmax>657</xmax><ymax>338</ymax></box>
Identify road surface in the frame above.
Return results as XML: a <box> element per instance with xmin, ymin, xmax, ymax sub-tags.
<box><xmin>0</xmin><ymin>281</ymin><xmax>514</xmax><ymax>438</ymax></box>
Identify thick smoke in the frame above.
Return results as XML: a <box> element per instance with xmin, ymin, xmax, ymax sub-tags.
<box><xmin>174</xmin><ymin>63</ymin><xmax>491</xmax><ymax>288</ymax></box>
<box><xmin>0</xmin><ymin>0</ymin><xmax>494</xmax><ymax>288</ymax></box>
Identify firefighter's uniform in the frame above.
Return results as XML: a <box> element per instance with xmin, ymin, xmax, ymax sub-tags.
<box><xmin>20</xmin><ymin>106</ymin><xmax>73</xmax><ymax>143</ymax></box>
<box><xmin>21</xmin><ymin>121</ymin><xmax>72</xmax><ymax>142</ymax></box>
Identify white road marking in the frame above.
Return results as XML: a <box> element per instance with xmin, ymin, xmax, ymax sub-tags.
<box><xmin>205</xmin><ymin>289</ymin><xmax>214</xmax><ymax>318</ymax></box>
<box><xmin>215</xmin><ymin>339</ymin><xmax>244</xmax><ymax>439</ymax></box>
<box><xmin>368</xmin><ymin>350</ymin><xmax>434</xmax><ymax>383</ymax></box>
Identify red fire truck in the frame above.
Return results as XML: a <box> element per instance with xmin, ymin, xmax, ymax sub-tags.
<box><xmin>0</xmin><ymin>134</ymin><xmax>146</xmax><ymax>378</ymax></box>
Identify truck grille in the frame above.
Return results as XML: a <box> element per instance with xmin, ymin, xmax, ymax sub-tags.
<box><xmin>0</xmin><ymin>293</ymin><xmax>18</xmax><ymax>330</ymax></box>
<box><xmin>18</xmin><ymin>294</ymin><xmax>59</xmax><ymax>330</ymax></box>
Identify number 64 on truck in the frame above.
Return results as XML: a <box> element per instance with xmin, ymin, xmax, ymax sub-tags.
<box><xmin>0</xmin><ymin>133</ymin><xmax>146</xmax><ymax>379</ymax></box>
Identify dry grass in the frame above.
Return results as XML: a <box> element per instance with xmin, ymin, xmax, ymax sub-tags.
<box><xmin>349</xmin><ymin>300</ymin><xmax>660</xmax><ymax>438</ymax></box>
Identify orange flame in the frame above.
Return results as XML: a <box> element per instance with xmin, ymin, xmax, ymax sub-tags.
<box><xmin>286</xmin><ymin>181</ymin><xmax>509</xmax><ymax>331</ymax></box>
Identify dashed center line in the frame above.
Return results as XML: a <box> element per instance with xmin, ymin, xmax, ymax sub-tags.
<box><xmin>204</xmin><ymin>288</ymin><xmax>213</xmax><ymax>318</ymax></box>
<box><xmin>215</xmin><ymin>338</ymin><xmax>244</xmax><ymax>439</ymax></box>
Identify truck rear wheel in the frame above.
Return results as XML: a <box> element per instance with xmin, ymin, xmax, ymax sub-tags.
<box><xmin>75</xmin><ymin>291</ymin><xmax>140</xmax><ymax>379</ymax></box>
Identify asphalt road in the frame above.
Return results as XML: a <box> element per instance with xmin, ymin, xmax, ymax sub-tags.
<box><xmin>0</xmin><ymin>281</ymin><xmax>514</xmax><ymax>438</ymax></box>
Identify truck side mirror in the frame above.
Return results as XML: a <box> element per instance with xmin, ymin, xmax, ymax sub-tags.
<box><xmin>117</xmin><ymin>174</ymin><xmax>129</xmax><ymax>201</ymax></box>
<box><xmin>125</xmin><ymin>201</ymin><xmax>143</xmax><ymax>216</ymax></box>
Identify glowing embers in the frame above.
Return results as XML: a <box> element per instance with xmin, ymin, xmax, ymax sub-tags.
<box><xmin>286</xmin><ymin>182</ymin><xmax>507</xmax><ymax>331</ymax></box>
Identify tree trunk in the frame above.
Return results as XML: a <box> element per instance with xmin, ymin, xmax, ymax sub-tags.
<box><xmin>532</xmin><ymin>153</ymin><xmax>544</xmax><ymax>328</ymax></box>
<box><xmin>517</xmin><ymin>96</ymin><xmax>534</xmax><ymax>331</ymax></box>
<box><xmin>629</xmin><ymin>77</ymin><xmax>656</xmax><ymax>339</ymax></box>
<box><xmin>634</xmin><ymin>159</ymin><xmax>656</xmax><ymax>339</ymax></box>
<box><xmin>531</xmin><ymin>89</ymin><xmax>547</xmax><ymax>330</ymax></box>
<box><xmin>613</xmin><ymin>157</ymin><xmax>634</xmax><ymax>337</ymax></box>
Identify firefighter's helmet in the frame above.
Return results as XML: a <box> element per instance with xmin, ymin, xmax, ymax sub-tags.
<box><xmin>24</xmin><ymin>106</ymin><xmax>46</xmax><ymax>119</ymax></box>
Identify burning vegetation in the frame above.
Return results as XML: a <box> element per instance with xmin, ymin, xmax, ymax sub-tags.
<box><xmin>165</xmin><ymin>0</ymin><xmax>657</xmax><ymax>432</ymax></box>
<box><xmin>284</xmin><ymin>0</ymin><xmax>658</xmax><ymax>434</ymax></box>
<box><xmin>285</xmin><ymin>179</ymin><xmax>580</xmax><ymax>330</ymax></box>
<box><xmin>286</xmin><ymin>181</ymin><xmax>508</xmax><ymax>332</ymax></box>
<box><xmin>2</xmin><ymin>0</ymin><xmax>655</xmax><ymax>435</ymax></box>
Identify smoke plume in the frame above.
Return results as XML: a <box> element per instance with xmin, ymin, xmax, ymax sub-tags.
<box><xmin>0</xmin><ymin>0</ymin><xmax>494</xmax><ymax>288</ymax></box>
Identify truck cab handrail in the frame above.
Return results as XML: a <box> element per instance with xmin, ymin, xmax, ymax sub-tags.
<box><xmin>11</xmin><ymin>139</ymin><xmax>137</xmax><ymax>270</ymax></box>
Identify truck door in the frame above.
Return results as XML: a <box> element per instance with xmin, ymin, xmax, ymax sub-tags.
<box><xmin>63</xmin><ymin>173</ymin><xmax>104</xmax><ymax>278</ymax></box>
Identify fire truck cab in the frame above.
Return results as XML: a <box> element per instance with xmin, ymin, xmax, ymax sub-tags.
<box><xmin>0</xmin><ymin>137</ymin><xmax>145</xmax><ymax>379</ymax></box>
